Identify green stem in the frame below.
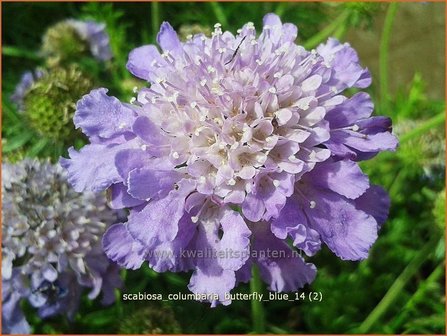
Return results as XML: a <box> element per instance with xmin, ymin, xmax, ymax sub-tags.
<box><xmin>2</xmin><ymin>46</ymin><xmax>41</xmax><ymax>60</ymax></box>
<box><xmin>333</xmin><ymin>22</ymin><xmax>348</xmax><ymax>40</ymax></box>
<box><xmin>390</xmin><ymin>262</ymin><xmax>444</xmax><ymax>330</ymax></box>
<box><xmin>358</xmin><ymin>237</ymin><xmax>437</xmax><ymax>333</ymax></box>
<box><xmin>303</xmin><ymin>10</ymin><xmax>350</xmax><ymax>50</ymax></box>
<box><xmin>250</xmin><ymin>265</ymin><xmax>266</xmax><ymax>333</ymax></box>
<box><xmin>399</xmin><ymin>112</ymin><xmax>445</xmax><ymax>144</ymax></box>
<box><xmin>209</xmin><ymin>2</ymin><xmax>229</xmax><ymax>28</ymax></box>
<box><xmin>379</xmin><ymin>2</ymin><xmax>399</xmax><ymax>108</ymax></box>
<box><xmin>151</xmin><ymin>2</ymin><xmax>160</xmax><ymax>43</ymax></box>
<box><xmin>274</xmin><ymin>2</ymin><xmax>289</xmax><ymax>17</ymax></box>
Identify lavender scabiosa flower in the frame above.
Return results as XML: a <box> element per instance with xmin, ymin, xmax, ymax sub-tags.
<box><xmin>61</xmin><ymin>14</ymin><xmax>397</xmax><ymax>306</ymax></box>
<box><xmin>1</xmin><ymin>159</ymin><xmax>122</xmax><ymax>332</ymax></box>
<box><xmin>42</xmin><ymin>19</ymin><xmax>112</xmax><ymax>63</ymax></box>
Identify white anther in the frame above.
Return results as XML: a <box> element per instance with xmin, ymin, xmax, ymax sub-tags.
<box><xmin>200</xmin><ymin>36</ymin><xmax>207</xmax><ymax>41</ymax></box>
<box><xmin>200</xmin><ymin>79</ymin><xmax>207</xmax><ymax>86</ymax></box>
<box><xmin>168</xmin><ymin>92</ymin><xmax>178</xmax><ymax>102</ymax></box>
<box><xmin>263</xmin><ymin>25</ymin><xmax>271</xmax><ymax>30</ymax></box>
<box><xmin>214</xmin><ymin>23</ymin><xmax>222</xmax><ymax>28</ymax></box>
<box><xmin>331</xmin><ymin>86</ymin><xmax>338</xmax><ymax>93</ymax></box>
<box><xmin>268</xmin><ymin>87</ymin><xmax>277</xmax><ymax>94</ymax></box>
<box><xmin>218</xmin><ymin>47</ymin><xmax>226</xmax><ymax>54</ymax></box>
<box><xmin>237</xmin><ymin>29</ymin><xmax>242</xmax><ymax>34</ymax></box>
<box><xmin>274</xmin><ymin>71</ymin><xmax>282</xmax><ymax>78</ymax></box>
<box><xmin>273</xmin><ymin>180</ymin><xmax>280</xmax><ymax>187</ymax></box>
<box><xmin>207</xmin><ymin>66</ymin><xmax>216</xmax><ymax>73</ymax></box>
<box><xmin>250</xmin><ymin>40</ymin><xmax>258</xmax><ymax>46</ymax></box>
<box><xmin>288</xmin><ymin>155</ymin><xmax>296</xmax><ymax>161</ymax></box>
<box><xmin>266</xmin><ymin>136</ymin><xmax>273</xmax><ymax>142</ymax></box>
<box><xmin>352</xmin><ymin>124</ymin><xmax>360</xmax><ymax>132</ymax></box>
<box><xmin>309</xmin><ymin>201</ymin><xmax>316</xmax><ymax>209</ymax></box>
<box><xmin>191</xmin><ymin>216</ymin><xmax>199</xmax><ymax>223</ymax></box>
<box><xmin>140</xmin><ymin>144</ymin><xmax>148</xmax><ymax>151</ymax></box>
<box><xmin>129</xmin><ymin>97</ymin><xmax>136</xmax><ymax>104</ymax></box>
<box><xmin>156</xmin><ymin>77</ymin><xmax>166</xmax><ymax>84</ymax></box>
<box><xmin>186</xmin><ymin>34</ymin><xmax>193</xmax><ymax>40</ymax></box>
<box><xmin>255</xmin><ymin>59</ymin><xmax>263</xmax><ymax>65</ymax></box>
<box><xmin>172</xmin><ymin>152</ymin><xmax>180</xmax><ymax>159</ymax></box>
<box><xmin>199</xmin><ymin>176</ymin><xmax>206</xmax><ymax>183</ymax></box>
<box><xmin>118</xmin><ymin>122</ymin><xmax>127</xmax><ymax>129</ymax></box>
<box><xmin>151</xmin><ymin>97</ymin><xmax>157</xmax><ymax>104</ymax></box>
<box><xmin>190</xmin><ymin>101</ymin><xmax>197</xmax><ymax>108</ymax></box>
<box><xmin>161</xmin><ymin>51</ymin><xmax>170</xmax><ymax>58</ymax></box>
<box><xmin>228</xmin><ymin>178</ymin><xmax>236</xmax><ymax>186</ymax></box>
<box><xmin>133</xmin><ymin>86</ymin><xmax>138</xmax><ymax>93</ymax></box>
<box><xmin>311</xmin><ymin>49</ymin><xmax>317</xmax><ymax>55</ymax></box>
<box><xmin>150</xmin><ymin>59</ymin><xmax>158</xmax><ymax>66</ymax></box>
<box><xmin>199</xmin><ymin>115</ymin><xmax>206</xmax><ymax>122</ymax></box>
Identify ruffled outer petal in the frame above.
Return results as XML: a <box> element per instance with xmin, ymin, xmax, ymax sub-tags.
<box><xmin>188</xmin><ymin>268</ymin><xmax>235</xmax><ymax>307</ymax></box>
<box><xmin>60</xmin><ymin>144</ymin><xmax>122</xmax><ymax>192</ymax></box>
<box><xmin>127</xmin><ymin>179</ymin><xmax>195</xmax><ymax>249</ymax></box>
<box><xmin>102</xmin><ymin>223</ymin><xmax>146</xmax><ymax>270</ymax></box>
<box><xmin>157</xmin><ymin>22</ymin><xmax>182</xmax><ymax>53</ymax></box>
<box><xmin>127</xmin><ymin>168</ymin><xmax>182</xmax><ymax>201</ymax></box>
<box><xmin>127</xmin><ymin>45</ymin><xmax>164</xmax><ymax>81</ymax></box>
<box><xmin>354</xmin><ymin>185</ymin><xmax>390</xmax><ymax>227</ymax></box>
<box><xmin>317</xmin><ymin>38</ymin><xmax>371</xmax><ymax>89</ymax></box>
<box><xmin>218</xmin><ymin>210</ymin><xmax>251</xmax><ymax>270</ymax></box>
<box><xmin>300</xmin><ymin>186</ymin><xmax>378</xmax><ymax>260</ymax></box>
<box><xmin>325</xmin><ymin>92</ymin><xmax>374</xmax><ymax>128</ymax></box>
<box><xmin>146</xmin><ymin>214</ymin><xmax>196</xmax><ymax>272</ymax></box>
<box><xmin>108</xmin><ymin>183</ymin><xmax>145</xmax><ymax>209</ymax></box>
<box><xmin>271</xmin><ymin>197</ymin><xmax>322</xmax><ymax>257</ymax></box>
<box><xmin>309</xmin><ymin>159</ymin><xmax>370</xmax><ymax>199</ymax></box>
<box><xmin>74</xmin><ymin>88</ymin><xmax>136</xmax><ymax>138</ymax></box>
<box><xmin>251</xmin><ymin>222</ymin><xmax>316</xmax><ymax>292</ymax></box>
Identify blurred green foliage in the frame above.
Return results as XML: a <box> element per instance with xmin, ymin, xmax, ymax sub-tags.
<box><xmin>2</xmin><ymin>2</ymin><xmax>445</xmax><ymax>334</ymax></box>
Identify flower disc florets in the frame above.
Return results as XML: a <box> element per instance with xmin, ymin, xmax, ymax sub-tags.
<box><xmin>61</xmin><ymin>14</ymin><xmax>397</xmax><ymax>306</ymax></box>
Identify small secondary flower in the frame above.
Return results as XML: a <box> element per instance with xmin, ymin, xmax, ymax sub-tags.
<box><xmin>2</xmin><ymin>159</ymin><xmax>122</xmax><ymax>333</ymax></box>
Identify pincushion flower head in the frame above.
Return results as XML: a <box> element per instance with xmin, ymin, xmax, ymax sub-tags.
<box><xmin>1</xmin><ymin>159</ymin><xmax>122</xmax><ymax>333</ymax></box>
<box><xmin>61</xmin><ymin>14</ymin><xmax>397</xmax><ymax>306</ymax></box>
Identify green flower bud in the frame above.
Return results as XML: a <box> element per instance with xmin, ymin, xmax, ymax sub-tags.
<box><xmin>178</xmin><ymin>24</ymin><xmax>212</xmax><ymax>41</ymax></box>
<box><xmin>395</xmin><ymin>119</ymin><xmax>445</xmax><ymax>177</ymax></box>
<box><xmin>118</xmin><ymin>306</ymin><xmax>181</xmax><ymax>334</ymax></box>
<box><xmin>42</xmin><ymin>21</ymin><xmax>88</xmax><ymax>65</ymax></box>
<box><xmin>23</xmin><ymin>65</ymin><xmax>93</xmax><ymax>143</ymax></box>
